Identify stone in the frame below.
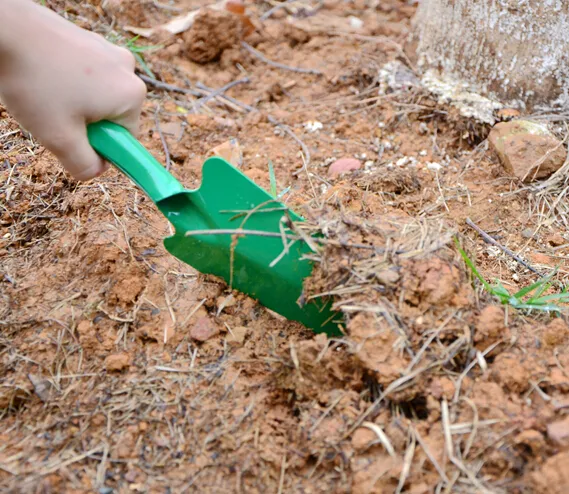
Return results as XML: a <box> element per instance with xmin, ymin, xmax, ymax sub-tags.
<box><xmin>547</xmin><ymin>416</ymin><xmax>569</xmax><ymax>447</ymax></box>
<box><xmin>207</xmin><ymin>139</ymin><xmax>243</xmax><ymax>168</ymax></box>
<box><xmin>105</xmin><ymin>353</ymin><xmax>131</xmax><ymax>372</ymax></box>
<box><xmin>488</xmin><ymin>120</ymin><xmax>567</xmax><ymax>182</ymax></box>
<box><xmin>190</xmin><ymin>316</ymin><xmax>219</xmax><ymax>342</ymax></box>
<box><xmin>328</xmin><ymin>158</ymin><xmax>362</xmax><ymax>178</ymax></box>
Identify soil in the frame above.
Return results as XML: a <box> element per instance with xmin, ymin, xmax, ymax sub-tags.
<box><xmin>2</xmin><ymin>1</ymin><xmax>569</xmax><ymax>493</ymax></box>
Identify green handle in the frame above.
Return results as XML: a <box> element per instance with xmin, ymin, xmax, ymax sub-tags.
<box><xmin>87</xmin><ymin>120</ymin><xmax>185</xmax><ymax>203</ymax></box>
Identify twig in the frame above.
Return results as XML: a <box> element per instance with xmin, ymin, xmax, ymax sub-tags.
<box><xmin>154</xmin><ymin>106</ymin><xmax>172</xmax><ymax>170</ymax></box>
<box><xmin>465</xmin><ymin>218</ymin><xmax>544</xmax><ymax>276</ymax></box>
<box><xmin>277</xmin><ymin>454</ymin><xmax>287</xmax><ymax>494</ymax></box>
<box><xmin>267</xmin><ymin>115</ymin><xmax>311</xmax><ymax>165</ymax></box>
<box><xmin>195</xmin><ymin>82</ymin><xmax>312</xmax><ymax>164</ymax></box>
<box><xmin>260</xmin><ymin>0</ymin><xmax>296</xmax><ymax>20</ymax></box>
<box><xmin>241</xmin><ymin>42</ymin><xmax>322</xmax><ymax>75</ymax></box>
<box><xmin>138</xmin><ymin>74</ymin><xmax>202</xmax><ymax>97</ymax></box>
<box><xmin>193</xmin><ymin>78</ymin><xmax>250</xmax><ymax>112</ymax></box>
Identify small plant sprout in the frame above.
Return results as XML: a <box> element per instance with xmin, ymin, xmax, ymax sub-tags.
<box><xmin>107</xmin><ymin>34</ymin><xmax>162</xmax><ymax>79</ymax></box>
<box><xmin>454</xmin><ymin>237</ymin><xmax>569</xmax><ymax>313</ymax></box>
<box><xmin>268</xmin><ymin>160</ymin><xmax>277</xmax><ymax>199</ymax></box>
<box><xmin>267</xmin><ymin>161</ymin><xmax>290</xmax><ymax>200</ymax></box>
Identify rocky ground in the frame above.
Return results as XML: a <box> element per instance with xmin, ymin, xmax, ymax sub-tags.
<box><xmin>2</xmin><ymin>1</ymin><xmax>569</xmax><ymax>493</ymax></box>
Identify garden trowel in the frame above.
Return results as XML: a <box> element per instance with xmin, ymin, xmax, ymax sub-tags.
<box><xmin>87</xmin><ymin>121</ymin><xmax>341</xmax><ymax>336</ymax></box>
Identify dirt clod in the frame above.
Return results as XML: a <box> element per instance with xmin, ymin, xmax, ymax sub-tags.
<box><xmin>491</xmin><ymin>353</ymin><xmax>531</xmax><ymax>393</ymax></box>
<box><xmin>183</xmin><ymin>9</ymin><xmax>243</xmax><ymax>63</ymax></box>
<box><xmin>475</xmin><ymin>305</ymin><xmax>509</xmax><ymax>349</ymax></box>
<box><xmin>531</xmin><ymin>451</ymin><xmax>569</xmax><ymax>494</ymax></box>
<box><xmin>351</xmin><ymin>427</ymin><xmax>377</xmax><ymax>452</ymax></box>
<box><xmin>547</xmin><ymin>233</ymin><xmax>565</xmax><ymax>246</ymax></box>
<box><xmin>190</xmin><ymin>315</ymin><xmax>220</xmax><ymax>342</ymax></box>
<box><xmin>543</xmin><ymin>318</ymin><xmax>569</xmax><ymax>347</ymax></box>
<box><xmin>226</xmin><ymin>326</ymin><xmax>248</xmax><ymax>345</ymax></box>
<box><xmin>105</xmin><ymin>353</ymin><xmax>131</xmax><ymax>372</ymax></box>
<box><xmin>546</xmin><ymin>416</ymin><xmax>569</xmax><ymax>447</ymax></box>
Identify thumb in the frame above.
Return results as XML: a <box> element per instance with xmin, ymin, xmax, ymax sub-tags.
<box><xmin>49</xmin><ymin>124</ymin><xmax>108</xmax><ymax>181</ymax></box>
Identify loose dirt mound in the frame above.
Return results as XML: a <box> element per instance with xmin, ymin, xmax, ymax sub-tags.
<box><xmin>2</xmin><ymin>1</ymin><xmax>569</xmax><ymax>493</ymax></box>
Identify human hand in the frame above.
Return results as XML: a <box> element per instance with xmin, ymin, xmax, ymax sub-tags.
<box><xmin>0</xmin><ymin>0</ymin><xmax>147</xmax><ymax>181</ymax></box>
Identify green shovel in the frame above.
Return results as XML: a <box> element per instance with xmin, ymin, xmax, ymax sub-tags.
<box><xmin>86</xmin><ymin>120</ymin><xmax>342</xmax><ymax>336</ymax></box>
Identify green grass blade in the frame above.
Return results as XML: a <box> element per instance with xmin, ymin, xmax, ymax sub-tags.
<box><xmin>513</xmin><ymin>271</ymin><xmax>556</xmax><ymax>299</ymax></box>
<box><xmin>529</xmin><ymin>292</ymin><xmax>569</xmax><ymax>304</ymax></box>
<box><xmin>453</xmin><ymin>237</ymin><xmax>493</xmax><ymax>291</ymax></box>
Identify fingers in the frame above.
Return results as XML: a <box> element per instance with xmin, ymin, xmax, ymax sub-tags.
<box><xmin>110</xmin><ymin>75</ymin><xmax>147</xmax><ymax>137</ymax></box>
<box><xmin>48</xmin><ymin>123</ymin><xmax>108</xmax><ymax>181</ymax></box>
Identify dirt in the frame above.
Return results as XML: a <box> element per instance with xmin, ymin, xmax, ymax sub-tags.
<box><xmin>2</xmin><ymin>1</ymin><xmax>569</xmax><ymax>493</ymax></box>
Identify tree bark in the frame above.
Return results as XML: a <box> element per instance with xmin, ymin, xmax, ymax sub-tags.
<box><xmin>411</xmin><ymin>0</ymin><xmax>569</xmax><ymax>111</ymax></box>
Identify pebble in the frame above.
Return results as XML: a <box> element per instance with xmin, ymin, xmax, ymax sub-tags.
<box><xmin>208</xmin><ymin>139</ymin><xmax>243</xmax><ymax>168</ymax></box>
<box><xmin>190</xmin><ymin>316</ymin><xmax>219</xmax><ymax>342</ymax></box>
<box><xmin>547</xmin><ymin>416</ymin><xmax>569</xmax><ymax>446</ymax></box>
<box><xmin>105</xmin><ymin>353</ymin><xmax>131</xmax><ymax>372</ymax></box>
<box><xmin>521</xmin><ymin>228</ymin><xmax>535</xmax><ymax>239</ymax></box>
<box><xmin>328</xmin><ymin>158</ymin><xmax>362</xmax><ymax>178</ymax></box>
<box><xmin>488</xmin><ymin>120</ymin><xmax>567</xmax><ymax>182</ymax></box>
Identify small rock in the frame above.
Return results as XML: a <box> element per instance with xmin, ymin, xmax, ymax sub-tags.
<box><xmin>328</xmin><ymin>158</ymin><xmax>362</xmax><ymax>178</ymax></box>
<box><xmin>227</xmin><ymin>326</ymin><xmax>248</xmax><ymax>346</ymax></box>
<box><xmin>105</xmin><ymin>353</ymin><xmax>131</xmax><ymax>372</ymax></box>
<box><xmin>351</xmin><ymin>427</ymin><xmax>376</xmax><ymax>452</ymax></box>
<box><xmin>521</xmin><ymin>228</ymin><xmax>535</xmax><ymax>239</ymax></box>
<box><xmin>547</xmin><ymin>233</ymin><xmax>565</xmax><ymax>246</ymax></box>
<box><xmin>208</xmin><ymin>139</ymin><xmax>243</xmax><ymax>168</ymax></box>
<box><xmin>547</xmin><ymin>416</ymin><xmax>569</xmax><ymax>447</ymax></box>
<box><xmin>488</xmin><ymin>120</ymin><xmax>567</xmax><ymax>182</ymax></box>
<box><xmin>190</xmin><ymin>316</ymin><xmax>219</xmax><ymax>342</ymax></box>
<box><xmin>27</xmin><ymin>374</ymin><xmax>53</xmax><ymax>403</ymax></box>
<box><xmin>376</xmin><ymin>269</ymin><xmax>400</xmax><ymax>285</ymax></box>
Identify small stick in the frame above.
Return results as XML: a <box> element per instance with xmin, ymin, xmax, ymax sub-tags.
<box><xmin>138</xmin><ymin>73</ymin><xmax>202</xmax><ymax>97</ymax></box>
<box><xmin>268</xmin><ymin>115</ymin><xmax>311</xmax><ymax>165</ymax></box>
<box><xmin>465</xmin><ymin>218</ymin><xmax>544</xmax><ymax>276</ymax></box>
<box><xmin>241</xmin><ymin>41</ymin><xmax>322</xmax><ymax>75</ymax></box>
<box><xmin>154</xmin><ymin>106</ymin><xmax>172</xmax><ymax>170</ymax></box>
<box><xmin>260</xmin><ymin>0</ymin><xmax>295</xmax><ymax>20</ymax></box>
<box><xmin>183</xmin><ymin>227</ymin><xmax>394</xmax><ymax>252</ymax></box>
<box><xmin>193</xmin><ymin>78</ymin><xmax>250</xmax><ymax>111</ymax></box>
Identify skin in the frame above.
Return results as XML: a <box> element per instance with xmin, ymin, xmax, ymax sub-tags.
<box><xmin>0</xmin><ymin>0</ymin><xmax>147</xmax><ymax>181</ymax></box>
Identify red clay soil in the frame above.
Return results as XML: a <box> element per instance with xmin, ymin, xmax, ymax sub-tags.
<box><xmin>1</xmin><ymin>1</ymin><xmax>569</xmax><ymax>493</ymax></box>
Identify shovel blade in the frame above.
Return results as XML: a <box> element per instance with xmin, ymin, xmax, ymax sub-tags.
<box><xmin>158</xmin><ymin>157</ymin><xmax>341</xmax><ymax>335</ymax></box>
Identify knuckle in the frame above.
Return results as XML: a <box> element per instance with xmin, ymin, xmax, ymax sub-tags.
<box><xmin>116</xmin><ymin>46</ymin><xmax>136</xmax><ymax>67</ymax></box>
<box><xmin>129</xmin><ymin>76</ymin><xmax>148</xmax><ymax>102</ymax></box>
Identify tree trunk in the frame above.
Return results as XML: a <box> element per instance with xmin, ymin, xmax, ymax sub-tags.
<box><xmin>411</xmin><ymin>0</ymin><xmax>569</xmax><ymax>111</ymax></box>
